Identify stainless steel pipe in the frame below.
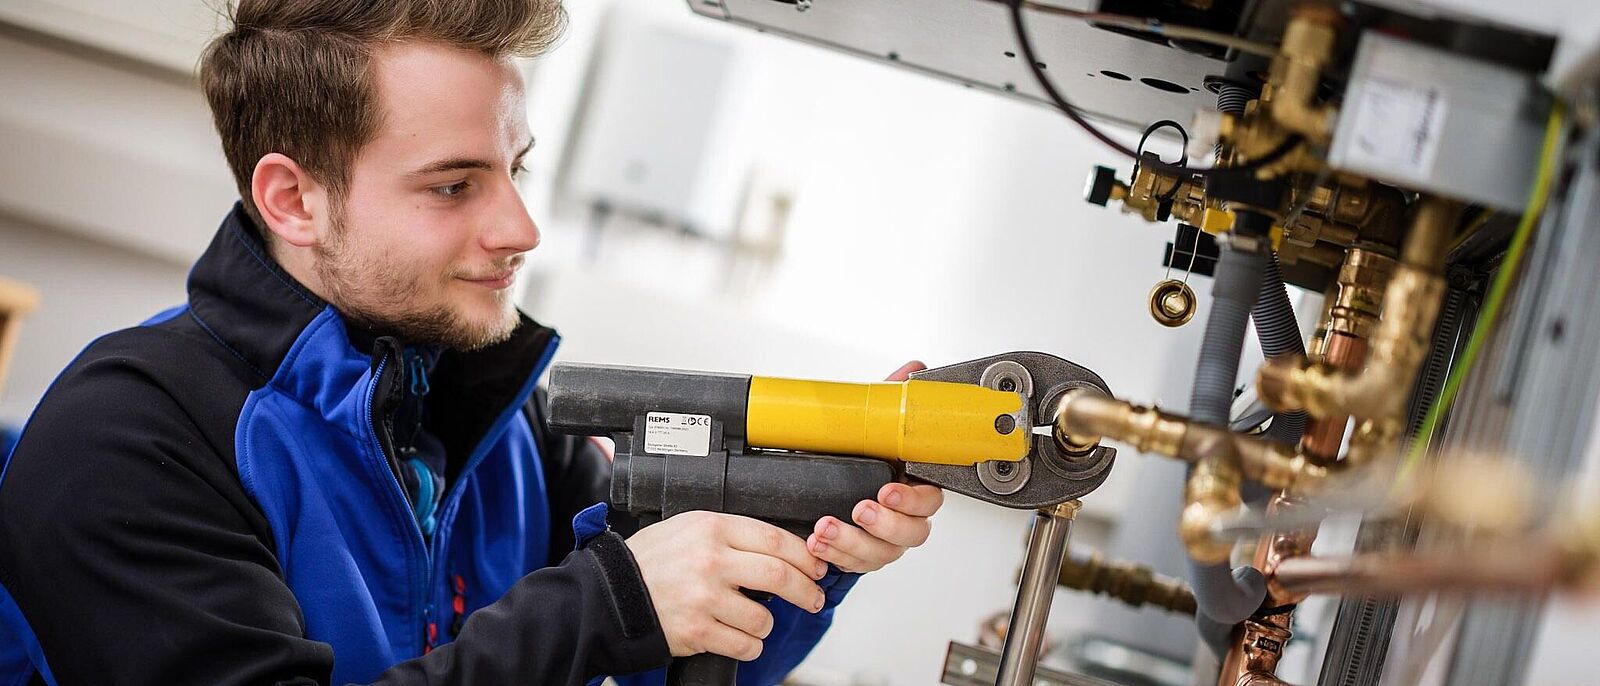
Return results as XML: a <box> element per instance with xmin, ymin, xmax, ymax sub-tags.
<box><xmin>996</xmin><ymin>500</ymin><xmax>1081</xmax><ymax>686</ymax></box>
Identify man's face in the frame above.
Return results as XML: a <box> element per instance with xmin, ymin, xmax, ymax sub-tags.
<box><xmin>317</xmin><ymin>41</ymin><xmax>540</xmax><ymax>351</ymax></box>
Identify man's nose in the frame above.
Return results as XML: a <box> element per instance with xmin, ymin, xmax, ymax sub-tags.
<box><xmin>483</xmin><ymin>181</ymin><xmax>541</xmax><ymax>254</ymax></box>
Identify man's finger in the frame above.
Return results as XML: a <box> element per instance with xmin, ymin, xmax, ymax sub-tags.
<box><xmin>885</xmin><ymin>360</ymin><xmax>926</xmax><ymax>382</ymax></box>
<box><xmin>722</xmin><ymin>549</ymin><xmax>825</xmax><ymax>613</ymax></box>
<box><xmin>852</xmin><ymin>500</ymin><xmax>932</xmax><ymax>548</ymax></box>
<box><xmin>879</xmin><ymin>482</ymin><xmax>944</xmax><ymax>518</ymax></box>
<box><xmin>713</xmin><ymin>593</ymin><xmax>776</xmax><ymax>640</ymax></box>
<box><xmin>813</xmin><ymin>516</ymin><xmax>902</xmax><ymax>571</ymax></box>
<box><xmin>699</xmin><ymin>620</ymin><xmax>765</xmax><ymax>661</ymax></box>
<box><xmin>721</xmin><ymin>514</ymin><xmax>827</xmax><ymax>581</ymax></box>
<box><xmin>807</xmin><ymin>531</ymin><xmax>875</xmax><ymax>574</ymax></box>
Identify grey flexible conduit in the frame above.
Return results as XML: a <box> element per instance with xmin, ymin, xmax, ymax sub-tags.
<box><xmin>1187</xmin><ymin>81</ymin><xmax>1289</xmax><ymax>655</ymax></box>
<box><xmin>1254</xmin><ymin>255</ymin><xmax>1308</xmax><ymax>444</ymax></box>
<box><xmin>1187</xmin><ymin>243</ymin><xmax>1271</xmax><ymax>642</ymax></box>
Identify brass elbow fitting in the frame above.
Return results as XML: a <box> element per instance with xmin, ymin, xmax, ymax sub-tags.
<box><xmin>1265</xmin><ymin>5</ymin><xmax>1341</xmax><ymax>143</ymax></box>
<box><xmin>1256</xmin><ymin>199</ymin><xmax>1458</xmax><ymax>424</ymax></box>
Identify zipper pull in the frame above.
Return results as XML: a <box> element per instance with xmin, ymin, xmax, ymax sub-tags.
<box><xmin>407</xmin><ymin>350</ymin><xmax>431</xmax><ymax>397</ymax></box>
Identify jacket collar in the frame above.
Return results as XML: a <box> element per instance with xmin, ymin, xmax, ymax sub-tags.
<box><xmin>187</xmin><ymin>204</ymin><xmax>558</xmax><ymax>454</ymax></box>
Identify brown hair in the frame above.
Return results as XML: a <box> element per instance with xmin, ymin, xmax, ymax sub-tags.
<box><xmin>200</xmin><ymin>0</ymin><xmax>566</xmax><ymax>227</ymax></box>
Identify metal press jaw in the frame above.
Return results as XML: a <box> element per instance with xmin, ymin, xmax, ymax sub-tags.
<box><xmin>907</xmin><ymin>351</ymin><xmax>1117</xmax><ymax>509</ymax></box>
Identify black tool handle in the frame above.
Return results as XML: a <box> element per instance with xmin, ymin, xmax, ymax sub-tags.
<box><xmin>666</xmin><ymin>654</ymin><xmax>738</xmax><ymax>686</ymax></box>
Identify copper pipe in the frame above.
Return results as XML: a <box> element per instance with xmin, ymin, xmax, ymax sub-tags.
<box><xmin>1255</xmin><ymin>498</ymin><xmax>1318</xmax><ymax>606</ymax></box>
<box><xmin>1223</xmin><ymin>323</ymin><xmax>1368</xmax><ymax>684</ymax></box>
<box><xmin>1219</xmin><ymin>495</ymin><xmax>1316</xmax><ymax>686</ymax></box>
<box><xmin>1271</xmin><ymin>545</ymin><xmax>1579</xmax><ymax>598</ymax></box>
<box><xmin>1238</xmin><ymin>674</ymin><xmax>1294</xmax><ymax>686</ymax></box>
<box><xmin>1299</xmin><ymin>333</ymin><xmax>1368</xmax><ymax>462</ymax></box>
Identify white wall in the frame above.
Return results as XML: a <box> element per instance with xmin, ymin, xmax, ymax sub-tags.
<box><xmin>521</xmin><ymin>4</ymin><xmax>1212</xmax><ymax>683</ymax></box>
<box><xmin>0</xmin><ymin>213</ymin><xmax>189</xmax><ymax>424</ymax></box>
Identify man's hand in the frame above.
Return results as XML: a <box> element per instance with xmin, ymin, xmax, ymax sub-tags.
<box><xmin>806</xmin><ymin>360</ymin><xmax>947</xmax><ymax>573</ymax></box>
<box><xmin>626</xmin><ymin>511</ymin><xmax>828</xmax><ymax>660</ymax></box>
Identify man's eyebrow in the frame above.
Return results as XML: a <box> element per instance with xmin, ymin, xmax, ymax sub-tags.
<box><xmin>408</xmin><ymin>137</ymin><xmax>536</xmax><ymax>177</ymax></box>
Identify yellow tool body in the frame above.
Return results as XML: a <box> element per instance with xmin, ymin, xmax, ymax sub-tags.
<box><xmin>745</xmin><ymin>377</ymin><xmax>1028</xmax><ymax>466</ymax></box>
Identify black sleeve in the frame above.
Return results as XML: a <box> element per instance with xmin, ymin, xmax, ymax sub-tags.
<box><xmin>0</xmin><ymin>357</ymin><xmax>668</xmax><ymax>686</ymax></box>
<box><xmin>532</xmin><ymin>389</ymin><xmax>645</xmax><ymax>562</ymax></box>
<box><xmin>0</xmin><ymin>358</ymin><xmax>332</xmax><ymax>685</ymax></box>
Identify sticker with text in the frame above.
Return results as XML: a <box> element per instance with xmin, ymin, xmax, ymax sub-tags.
<box><xmin>644</xmin><ymin>412</ymin><xmax>712</xmax><ymax>456</ymax></box>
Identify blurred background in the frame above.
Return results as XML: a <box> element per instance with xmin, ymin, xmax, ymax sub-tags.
<box><xmin>0</xmin><ymin>1</ymin><xmax>1335</xmax><ymax>683</ymax></box>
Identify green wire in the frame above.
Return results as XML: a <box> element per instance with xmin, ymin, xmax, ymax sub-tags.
<box><xmin>1397</xmin><ymin>101</ymin><xmax>1567</xmax><ymax>482</ymax></box>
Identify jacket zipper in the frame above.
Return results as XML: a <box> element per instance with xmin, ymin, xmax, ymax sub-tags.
<box><xmin>372</xmin><ymin>333</ymin><xmax>559</xmax><ymax>652</ymax></box>
<box><xmin>420</xmin><ymin>336</ymin><xmax>559</xmax><ymax>646</ymax></box>
<box><xmin>364</xmin><ymin>353</ymin><xmax>432</xmax><ymax>654</ymax></box>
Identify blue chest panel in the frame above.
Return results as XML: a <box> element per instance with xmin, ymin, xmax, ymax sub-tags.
<box><xmin>235</xmin><ymin>309</ymin><xmax>552</xmax><ymax>684</ymax></box>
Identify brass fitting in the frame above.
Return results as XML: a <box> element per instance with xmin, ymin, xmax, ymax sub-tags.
<box><xmin>1230</xmin><ymin>619</ymin><xmax>1293</xmax><ymax>686</ymax></box>
<box><xmin>1053</xmin><ymin>392</ymin><xmax>1342</xmax><ymax>562</ymax></box>
<box><xmin>1281</xmin><ymin>212</ymin><xmax>1359</xmax><ymax>250</ymax></box>
<box><xmin>1054</xmin><ymin>389</ymin><xmax>1184</xmax><ymax>456</ymax></box>
<box><xmin>1236</xmin><ymin>439</ymin><xmax>1329</xmax><ymax>492</ymax></box>
<box><xmin>1264</xmin><ymin>5</ymin><xmax>1341</xmax><ymax>143</ymax></box>
<box><xmin>1329</xmin><ymin>249</ymin><xmax>1396</xmax><ymax>338</ymax></box>
<box><xmin>1298</xmin><ymin>180</ymin><xmax>1407</xmax><ymax>244</ymax></box>
<box><xmin>1123</xmin><ymin>165</ymin><xmax>1197</xmax><ymax>224</ymax></box>
<box><xmin>1256</xmin><ymin>198</ymin><xmax>1460</xmax><ymax>424</ymax></box>
<box><xmin>1095</xmin><ymin>164</ymin><xmax>1235</xmax><ymax>232</ymax></box>
<box><xmin>1258</xmin><ymin>265</ymin><xmax>1446</xmax><ymax>422</ymax></box>
<box><xmin>1055</xmin><ymin>391</ymin><xmax>1330</xmax><ymax>492</ymax></box>
<box><xmin>1341</xmin><ymin>417</ymin><xmax>1400</xmax><ymax>468</ymax></box>
<box><xmin>1181</xmin><ymin>454</ymin><xmax>1243</xmax><ymax>565</ymax></box>
<box><xmin>1057</xmin><ymin>551</ymin><xmax>1198</xmax><ymax>615</ymax></box>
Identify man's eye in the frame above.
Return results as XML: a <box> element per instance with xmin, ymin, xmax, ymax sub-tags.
<box><xmin>432</xmin><ymin>181</ymin><xmax>470</xmax><ymax>197</ymax></box>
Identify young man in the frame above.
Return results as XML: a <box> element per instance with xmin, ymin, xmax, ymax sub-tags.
<box><xmin>0</xmin><ymin>1</ymin><xmax>943</xmax><ymax>684</ymax></box>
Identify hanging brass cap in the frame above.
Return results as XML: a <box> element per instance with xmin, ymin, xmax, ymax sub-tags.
<box><xmin>1149</xmin><ymin>279</ymin><xmax>1198</xmax><ymax>328</ymax></box>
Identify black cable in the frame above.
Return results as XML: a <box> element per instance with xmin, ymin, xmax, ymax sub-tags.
<box><xmin>1136</xmin><ymin>119</ymin><xmax>1190</xmax><ymax>168</ymax></box>
<box><xmin>1137</xmin><ymin>120</ymin><xmax>1190</xmax><ymax>209</ymax></box>
<box><xmin>1006</xmin><ymin>0</ymin><xmax>1301</xmax><ymax>180</ymax></box>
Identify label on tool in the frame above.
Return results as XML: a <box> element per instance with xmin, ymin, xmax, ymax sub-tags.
<box><xmin>1343</xmin><ymin>77</ymin><xmax>1447</xmax><ymax>179</ymax></box>
<box><xmin>644</xmin><ymin>412</ymin><xmax>712</xmax><ymax>456</ymax></box>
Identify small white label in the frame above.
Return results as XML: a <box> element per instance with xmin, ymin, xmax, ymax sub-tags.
<box><xmin>1345</xmin><ymin>78</ymin><xmax>1448</xmax><ymax>178</ymax></box>
<box><xmin>644</xmin><ymin>412</ymin><xmax>712</xmax><ymax>456</ymax></box>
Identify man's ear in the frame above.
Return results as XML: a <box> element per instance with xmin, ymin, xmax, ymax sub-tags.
<box><xmin>250</xmin><ymin>153</ymin><xmax>331</xmax><ymax>248</ymax></box>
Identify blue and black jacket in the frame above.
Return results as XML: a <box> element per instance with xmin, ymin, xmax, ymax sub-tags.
<box><xmin>0</xmin><ymin>205</ymin><xmax>855</xmax><ymax>685</ymax></box>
